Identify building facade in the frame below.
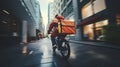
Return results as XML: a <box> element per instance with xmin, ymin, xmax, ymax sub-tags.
<box><xmin>48</xmin><ymin>2</ymin><xmax>54</xmax><ymax>24</ymax></box>
<box><xmin>76</xmin><ymin>0</ymin><xmax>120</xmax><ymax>41</ymax></box>
<box><xmin>53</xmin><ymin>0</ymin><xmax>61</xmax><ymax>16</ymax></box>
<box><xmin>21</xmin><ymin>0</ymin><xmax>43</xmax><ymax>41</ymax></box>
<box><xmin>61</xmin><ymin>0</ymin><xmax>74</xmax><ymax>20</ymax></box>
<box><xmin>0</xmin><ymin>0</ymin><xmax>43</xmax><ymax>43</ymax></box>
<box><xmin>35</xmin><ymin>1</ymin><xmax>44</xmax><ymax>36</ymax></box>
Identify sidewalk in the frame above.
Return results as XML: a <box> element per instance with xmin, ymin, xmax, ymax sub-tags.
<box><xmin>69</xmin><ymin>39</ymin><xmax>120</xmax><ymax>50</ymax></box>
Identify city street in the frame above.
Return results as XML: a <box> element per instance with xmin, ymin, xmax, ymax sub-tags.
<box><xmin>0</xmin><ymin>38</ymin><xmax>120</xmax><ymax>67</ymax></box>
<box><xmin>1</xmin><ymin>0</ymin><xmax>120</xmax><ymax>67</ymax></box>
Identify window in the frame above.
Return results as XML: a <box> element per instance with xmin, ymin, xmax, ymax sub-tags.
<box><xmin>67</xmin><ymin>0</ymin><xmax>69</xmax><ymax>2</ymax></box>
<box><xmin>82</xmin><ymin>0</ymin><xmax>106</xmax><ymax>19</ymax></box>
<box><xmin>93</xmin><ymin>0</ymin><xmax>106</xmax><ymax>13</ymax></box>
<box><xmin>83</xmin><ymin>24</ymin><xmax>94</xmax><ymax>40</ymax></box>
<box><xmin>67</xmin><ymin>2</ymin><xmax>73</xmax><ymax>14</ymax></box>
<box><xmin>80</xmin><ymin>0</ymin><xmax>83</xmax><ymax>2</ymax></box>
<box><xmin>116</xmin><ymin>14</ymin><xmax>120</xmax><ymax>25</ymax></box>
<box><xmin>82</xmin><ymin>5</ymin><xmax>93</xmax><ymax>19</ymax></box>
<box><xmin>83</xmin><ymin>20</ymin><xmax>108</xmax><ymax>40</ymax></box>
<box><xmin>95</xmin><ymin>20</ymin><xmax>108</xmax><ymax>40</ymax></box>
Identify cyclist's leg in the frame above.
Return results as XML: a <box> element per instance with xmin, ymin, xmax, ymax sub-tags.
<box><xmin>51</xmin><ymin>36</ymin><xmax>56</xmax><ymax>48</ymax></box>
<box><xmin>58</xmin><ymin>34</ymin><xmax>66</xmax><ymax>49</ymax></box>
<box><xmin>62</xmin><ymin>34</ymin><xmax>66</xmax><ymax>40</ymax></box>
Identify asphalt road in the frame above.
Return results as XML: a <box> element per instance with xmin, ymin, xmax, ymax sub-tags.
<box><xmin>0</xmin><ymin>38</ymin><xmax>120</xmax><ymax>67</ymax></box>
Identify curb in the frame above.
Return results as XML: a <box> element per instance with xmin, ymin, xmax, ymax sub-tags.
<box><xmin>69</xmin><ymin>40</ymin><xmax>120</xmax><ymax>50</ymax></box>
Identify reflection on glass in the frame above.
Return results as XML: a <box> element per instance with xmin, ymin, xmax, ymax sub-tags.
<box><xmin>82</xmin><ymin>0</ymin><xmax>106</xmax><ymax>19</ymax></box>
<box><xmin>82</xmin><ymin>5</ymin><xmax>93</xmax><ymax>19</ymax></box>
<box><xmin>116</xmin><ymin>14</ymin><xmax>120</xmax><ymax>24</ymax></box>
<box><xmin>83</xmin><ymin>24</ymin><xmax>94</xmax><ymax>40</ymax></box>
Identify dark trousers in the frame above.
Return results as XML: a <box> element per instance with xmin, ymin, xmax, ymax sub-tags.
<box><xmin>51</xmin><ymin>34</ymin><xmax>66</xmax><ymax>46</ymax></box>
<box><xmin>51</xmin><ymin>36</ymin><xmax>56</xmax><ymax>46</ymax></box>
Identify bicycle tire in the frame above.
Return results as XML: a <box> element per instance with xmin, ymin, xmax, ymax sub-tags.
<box><xmin>60</xmin><ymin>41</ymin><xmax>70</xmax><ymax>60</ymax></box>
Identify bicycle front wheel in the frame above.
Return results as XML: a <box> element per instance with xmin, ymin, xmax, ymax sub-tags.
<box><xmin>60</xmin><ymin>41</ymin><xmax>70</xmax><ymax>59</ymax></box>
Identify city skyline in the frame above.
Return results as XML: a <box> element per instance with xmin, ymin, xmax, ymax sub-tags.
<box><xmin>39</xmin><ymin>0</ymin><xmax>53</xmax><ymax>34</ymax></box>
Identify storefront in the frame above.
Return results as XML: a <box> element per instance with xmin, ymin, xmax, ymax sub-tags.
<box><xmin>116</xmin><ymin>13</ymin><xmax>120</xmax><ymax>25</ymax></box>
<box><xmin>73</xmin><ymin>0</ymin><xmax>120</xmax><ymax>41</ymax></box>
<box><xmin>80</xmin><ymin>0</ymin><xmax>108</xmax><ymax>41</ymax></box>
<box><xmin>83</xmin><ymin>20</ymin><xmax>108</xmax><ymax>40</ymax></box>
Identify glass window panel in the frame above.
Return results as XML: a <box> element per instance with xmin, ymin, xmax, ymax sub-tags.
<box><xmin>94</xmin><ymin>0</ymin><xmax>106</xmax><ymax>13</ymax></box>
<box><xmin>82</xmin><ymin>5</ymin><xmax>93</xmax><ymax>19</ymax></box>
<box><xmin>116</xmin><ymin>14</ymin><xmax>120</xmax><ymax>24</ymax></box>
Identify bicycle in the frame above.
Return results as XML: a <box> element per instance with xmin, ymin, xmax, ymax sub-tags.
<box><xmin>48</xmin><ymin>16</ymin><xmax>73</xmax><ymax>60</ymax></box>
<box><xmin>53</xmin><ymin>34</ymin><xmax>70</xmax><ymax>60</ymax></box>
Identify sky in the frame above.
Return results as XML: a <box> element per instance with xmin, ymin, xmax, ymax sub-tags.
<box><xmin>39</xmin><ymin>0</ymin><xmax>53</xmax><ymax>34</ymax></box>
<box><xmin>39</xmin><ymin>0</ymin><xmax>48</xmax><ymax>25</ymax></box>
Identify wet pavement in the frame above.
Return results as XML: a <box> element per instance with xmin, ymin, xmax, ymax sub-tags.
<box><xmin>0</xmin><ymin>38</ymin><xmax>120</xmax><ymax>67</ymax></box>
<box><xmin>0</xmin><ymin>38</ymin><xmax>71</xmax><ymax>67</ymax></box>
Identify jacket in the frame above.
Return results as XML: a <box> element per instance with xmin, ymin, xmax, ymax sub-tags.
<box><xmin>48</xmin><ymin>15</ymin><xmax>64</xmax><ymax>37</ymax></box>
<box><xmin>48</xmin><ymin>18</ymin><xmax>58</xmax><ymax>37</ymax></box>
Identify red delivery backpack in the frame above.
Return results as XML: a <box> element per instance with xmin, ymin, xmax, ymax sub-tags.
<box><xmin>58</xmin><ymin>20</ymin><xmax>76</xmax><ymax>34</ymax></box>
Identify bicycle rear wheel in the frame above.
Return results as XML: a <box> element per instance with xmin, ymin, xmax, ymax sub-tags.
<box><xmin>60</xmin><ymin>41</ymin><xmax>70</xmax><ymax>59</ymax></box>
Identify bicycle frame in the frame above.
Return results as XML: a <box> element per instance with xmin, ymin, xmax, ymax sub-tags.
<box><xmin>54</xmin><ymin>34</ymin><xmax>70</xmax><ymax>59</ymax></box>
<box><xmin>55</xmin><ymin>34</ymin><xmax>66</xmax><ymax>49</ymax></box>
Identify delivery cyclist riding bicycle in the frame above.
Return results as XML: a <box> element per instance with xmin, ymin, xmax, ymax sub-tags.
<box><xmin>48</xmin><ymin>14</ymin><xmax>66</xmax><ymax>49</ymax></box>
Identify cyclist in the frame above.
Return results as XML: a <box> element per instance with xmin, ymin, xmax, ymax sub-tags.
<box><xmin>48</xmin><ymin>14</ymin><xmax>65</xmax><ymax>49</ymax></box>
